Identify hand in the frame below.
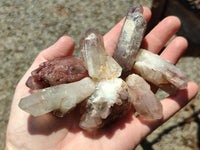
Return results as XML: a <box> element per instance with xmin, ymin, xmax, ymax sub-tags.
<box><xmin>6</xmin><ymin>7</ymin><xmax>198</xmax><ymax>150</ymax></box>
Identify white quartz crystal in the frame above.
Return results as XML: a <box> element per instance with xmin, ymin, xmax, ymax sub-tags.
<box><xmin>126</xmin><ymin>74</ymin><xmax>163</xmax><ymax>119</ymax></box>
<box><xmin>134</xmin><ymin>49</ymin><xmax>188</xmax><ymax>95</ymax></box>
<box><xmin>79</xmin><ymin>78</ymin><xmax>130</xmax><ymax>131</ymax></box>
<box><xmin>19</xmin><ymin>77</ymin><xmax>96</xmax><ymax>117</ymax></box>
<box><xmin>80</xmin><ymin>29</ymin><xmax>122</xmax><ymax>81</ymax></box>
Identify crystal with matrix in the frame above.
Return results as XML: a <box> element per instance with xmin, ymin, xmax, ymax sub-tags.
<box><xmin>79</xmin><ymin>78</ymin><xmax>131</xmax><ymax>131</ymax></box>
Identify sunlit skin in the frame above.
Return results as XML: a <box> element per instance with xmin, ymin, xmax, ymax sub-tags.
<box><xmin>6</xmin><ymin>7</ymin><xmax>198</xmax><ymax>150</ymax></box>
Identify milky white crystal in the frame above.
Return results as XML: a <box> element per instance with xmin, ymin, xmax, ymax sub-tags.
<box><xmin>134</xmin><ymin>49</ymin><xmax>188</xmax><ymax>95</ymax></box>
<box><xmin>80</xmin><ymin>78</ymin><xmax>131</xmax><ymax>131</ymax></box>
<box><xmin>19</xmin><ymin>77</ymin><xmax>96</xmax><ymax>117</ymax></box>
<box><xmin>80</xmin><ymin>29</ymin><xmax>122</xmax><ymax>81</ymax></box>
<box><xmin>126</xmin><ymin>74</ymin><xmax>163</xmax><ymax>119</ymax></box>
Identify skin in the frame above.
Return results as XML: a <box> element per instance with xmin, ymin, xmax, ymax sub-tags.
<box><xmin>6</xmin><ymin>7</ymin><xmax>198</xmax><ymax>150</ymax></box>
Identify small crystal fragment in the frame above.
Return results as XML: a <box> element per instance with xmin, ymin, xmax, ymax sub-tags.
<box><xmin>80</xmin><ymin>29</ymin><xmax>122</xmax><ymax>81</ymax></box>
<box><xmin>19</xmin><ymin>77</ymin><xmax>96</xmax><ymax>117</ymax></box>
<box><xmin>79</xmin><ymin>78</ymin><xmax>131</xmax><ymax>131</ymax></box>
<box><xmin>26</xmin><ymin>56</ymin><xmax>88</xmax><ymax>90</ymax></box>
<box><xmin>114</xmin><ymin>5</ymin><xmax>146</xmax><ymax>78</ymax></box>
<box><xmin>126</xmin><ymin>74</ymin><xmax>163</xmax><ymax>119</ymax></box>
<box><xmin>134</xmin><ymin>49</ymin><xmax>188</xmax><ymax>95</ymax></box>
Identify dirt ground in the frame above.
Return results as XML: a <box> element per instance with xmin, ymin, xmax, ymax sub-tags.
<box><xmin>0</xmin><ymin>0</ymin><xmax>200</xmax><ymax>149</ymax></box>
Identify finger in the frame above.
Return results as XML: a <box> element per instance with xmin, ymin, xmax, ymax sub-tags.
<box><xmin>142</xmin><ymin>16</ymin><xmax>181</xmax><ymax>54</ymax></box>
<box><xmin>160</xmin><ymin>36</ymin><xmax>188</xmax><ymax>64</ymax></box>
<box><xmin>104</xmin><ymin>7</ymin><xmax>152</xmax><ymax>56</ymax></box>
<box><xmin>148</xmin><ymin>36</ymin><xmax>188</xmax><ymax>93</ymax></box>
<box><xmin>38</xmin><ymin>36</ymin><xmax>74</xmax><ymax>62</ymax></box>
<box><xmin>162</xmin><ymin>82</ymin><xmax>198</xmax><ymax>116</ymax></box>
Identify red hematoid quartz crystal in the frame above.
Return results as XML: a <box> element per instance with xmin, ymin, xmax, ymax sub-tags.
<box><xmin>26</xmin><ymin>56</ymin><xmax>88</xmax><ymax>90</ymax></box>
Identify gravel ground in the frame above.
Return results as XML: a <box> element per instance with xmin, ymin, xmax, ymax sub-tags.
<box><xmin>0</xmin><ymin>0</ymin><xmax>199</xmax><ymax>149</ymax></box>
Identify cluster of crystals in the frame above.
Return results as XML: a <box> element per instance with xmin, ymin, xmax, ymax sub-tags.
<box><xmin>80</xmin><ymin>78</ymin><xmax>131</xmax><ymax>131</ymax></box>
<box><xmin>18</xmin><ymin>4</ymin><xmax>188</xmax><ymax>132</ymax></box>
<box><xmin>79</xmin><ymin>29</ymin><xmax>131</xmax><ymax>131</ymax></box>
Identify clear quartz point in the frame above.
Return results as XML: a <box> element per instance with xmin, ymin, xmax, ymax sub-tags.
<box><xmin>80</xmin><ymin>28</ymin><xmax>122</xmax><ymax>81</ymax></box>
<box><xmin>19</xmin><ymin>77</ymin><xmax>96</xmax><ymax>117</ymax></box>
<box><xmin>126</xmin><ymin>74</ymin><xmax>163</xmax><ymax>119</ymax></box>
<box><xmin>114</xmin><ymin>5</ymin><xmax>146</xmax><ymax>78</ymax></box>
<box><xmin>134</xmin><ymin>49</ymin><xmax>188</xmax><ymax>95</ymax></box>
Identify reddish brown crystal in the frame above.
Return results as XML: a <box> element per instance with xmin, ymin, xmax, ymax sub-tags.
<box><xmin>26</xmin><ymin>56</ymin><xmax>88</xmax><ymax>90</ymax></box>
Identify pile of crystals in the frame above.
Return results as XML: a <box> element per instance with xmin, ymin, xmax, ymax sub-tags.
<box><xmin>19</xmin><ymin>5</ymin><xmax>188</xmax><ymax>132</ymax></box>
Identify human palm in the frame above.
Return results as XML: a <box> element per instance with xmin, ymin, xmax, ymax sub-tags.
<box><xmin>6</xmin><ymin>7</ymin><xmax>198</xmax><ymax>150</ymax></box>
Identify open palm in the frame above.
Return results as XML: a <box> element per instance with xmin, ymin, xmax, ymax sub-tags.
<box><xmin>6</xmin><ymin>7</ymin><xmax>198</xmax><ymax>150</ymax></box>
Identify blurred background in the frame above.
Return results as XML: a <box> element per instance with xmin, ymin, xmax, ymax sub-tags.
<box><xmin>0</xmin><ymin>0</ymin><xmax>199</xmax><ymax>149</ymax></box>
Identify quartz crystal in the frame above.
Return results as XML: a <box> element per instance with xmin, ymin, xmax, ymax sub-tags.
<box><xmin>126</xmin><ymin>74</ymin><xmax>163</xmax><ymax>119</ymax></box>
<box><xmin>134</xmin><ymin>49</ymin><xmax>188</xmax><ymax>95</ymax></box>
<box><xmin>80</xmin><ymin>29</ymin><xmax>122</xmax><ymax>81</ymax></box>
<box><xmin>26</xmin><ymin>56</ymin><xmax>88</xmax><ymax>90</ymax></box>
<box><xmin>114</xmin><ymin>5</ymin><xmax>146</xmax><ymax>77</ymax></box>
<box><xmin>19</xmin><ymin>77</ymin><xmax>96</xmax><ymax>117</ymax></box>
<box><xmin>79</xmin><ymin>78</ymin><xmax>131</xmax><ymax>131</ymax></box>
